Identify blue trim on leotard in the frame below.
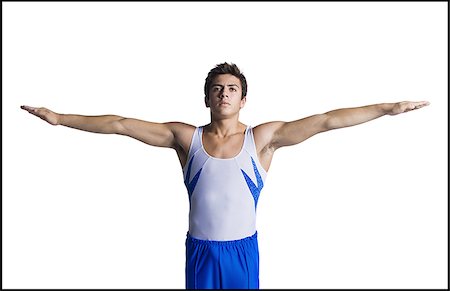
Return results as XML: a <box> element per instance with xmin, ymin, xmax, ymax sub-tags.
<box><xmin>184</xmin><ymin>154</ymin><xmax>202</xmax><ymax>201</ymax></box>
<box><xmin>241</xmin><ymin>157</ymin><xmax>264</xmax><ymax>207</ymax></box>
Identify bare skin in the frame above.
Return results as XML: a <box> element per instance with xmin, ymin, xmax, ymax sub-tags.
<box><xmin>21</xmin><ymin>73</ymin><xmax>430</xmax><ymax>172</ymax></box>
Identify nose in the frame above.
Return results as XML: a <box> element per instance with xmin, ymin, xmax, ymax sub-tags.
<box><xmin>219</xmin><ymin>88</ymin><xmax>228</xmax><ymax>99</ymax></box>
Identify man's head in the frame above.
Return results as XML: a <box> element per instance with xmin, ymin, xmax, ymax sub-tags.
<box><xmin>204</xmin><ymin>62</ymin><xmax>247</xmax><ymax>102</ymax></box>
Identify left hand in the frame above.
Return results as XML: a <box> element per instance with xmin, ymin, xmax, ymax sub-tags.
<box><xmin>389</xmin><ymin>101</ymin><xmax>430</xmax><ymax>115</ymax></box>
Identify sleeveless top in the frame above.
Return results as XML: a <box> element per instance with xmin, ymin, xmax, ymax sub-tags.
<box><xmin>182</xmin><ymin>125</ymin><xmax>267</xmax><ymax>241</ymax></box>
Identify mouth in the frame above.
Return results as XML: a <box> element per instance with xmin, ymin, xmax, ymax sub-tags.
<box><xmin>218</xmin><ymin>102</ymin><xmax>230</xmax><ymax>106</ymax></box>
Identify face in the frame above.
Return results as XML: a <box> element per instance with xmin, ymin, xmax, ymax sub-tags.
<box><xmin>205</xmin><ymin>74</ymin><xmax>246</xmax><ymax>117</ymax></box>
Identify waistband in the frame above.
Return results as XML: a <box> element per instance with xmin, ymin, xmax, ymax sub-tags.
<box><xmin>186</xmin><ymin>231</ymin><xmax>258</xmax><ymax>246</ymax></box>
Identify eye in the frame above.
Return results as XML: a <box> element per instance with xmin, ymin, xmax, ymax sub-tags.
<box><xmin>230</xmin><ymin>87</ymin><xmax>236</xmax><ymax>92</ymax></box>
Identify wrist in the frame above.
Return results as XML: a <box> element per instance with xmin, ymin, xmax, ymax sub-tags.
<box><xmin>379</xmin><ymin>103</ymin><xmax>395</xmax><ymax>115</ymax></box>
<box><xmin>55</xmin><ymin>113</ymin><xmax>64</xmax><ymax>126</ymax></box>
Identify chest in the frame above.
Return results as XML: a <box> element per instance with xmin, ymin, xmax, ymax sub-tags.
<box><xmin>202</xmin><ymin>133</ymin><xmax>245</xmax><ymax>159</ymax></box>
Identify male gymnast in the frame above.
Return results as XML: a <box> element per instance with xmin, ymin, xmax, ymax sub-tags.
<box><xmin>21</xmin><ymin>62</ymin><xmax>429</xmax><ymax>289</ymax></box>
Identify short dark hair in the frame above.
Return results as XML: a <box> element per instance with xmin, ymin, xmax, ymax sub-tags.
<box><xmin>204</xmin><ymin>62</ymin><xmax>247</xmax><ymax>100</ymax></box>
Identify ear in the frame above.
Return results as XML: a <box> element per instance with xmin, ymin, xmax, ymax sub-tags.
<box><xmin>205</xmin><ymin>96</ymin><xmax>210</xmax><ymax>108</ymax></box>
<box><xmin>240</xmin><ymin>96</ymin><xmax>247</xmax><ymax>109</ymax></box>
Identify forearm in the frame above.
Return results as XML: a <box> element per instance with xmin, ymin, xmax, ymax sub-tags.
<box><xmin>58</xmin><ymin>114</ymin><xmax>124</xmax><ymax>134</ymax></box>
<box><xmin>325</xmin><ymin>103</ymin><xmax>394</xmax><ymax>130</ymax></box>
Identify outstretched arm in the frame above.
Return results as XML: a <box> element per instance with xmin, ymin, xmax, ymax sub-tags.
<box><xmin>20</xmin><ymin>105</ymin><xmax>195</xmax><ymax>165</ymax></box>
<box><xmin>255</xmin><ymin>101</ymin><xmax>430</xmax><ymax>151</ymax></box>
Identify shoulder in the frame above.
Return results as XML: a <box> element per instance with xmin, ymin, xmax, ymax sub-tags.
<box><xmin>252</xmin><ymin>121</ymin><xmax>285</xmax><ymax>152</ymax></box>
<box><xmin>166</xmin><ymin>121</ymin><xmax>196</xmax><ymax>130</ymax></box>
<box><xmin>166</xmin><ymin>122</ymin><xmax>196</xmax><ymax>138</ymax></box>
<box><xmin>166</xmin><ymin>122</ymin><xmax>196</xmax><ymax>149</ymax></box>
<box><xmin>252</xmin><ymin>121</ymin><xmax>285</xmax><ymax>139</ymax></box>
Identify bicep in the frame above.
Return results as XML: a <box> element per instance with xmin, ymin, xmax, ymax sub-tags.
<box><xmin>270</xmin><ymin>114</ymin><xmax>329</xmax><ymax>149</ymax></box>
<box><xmin>115</xmin><ymin>118</ymin><xmax>178</xmax><ymax>148</ymax></box>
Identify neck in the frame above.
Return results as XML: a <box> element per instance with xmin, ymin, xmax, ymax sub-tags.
<box><xmin>206</xmin><ymin>115</ymin><xmax>245</xmax><ymax>137</ymax></box>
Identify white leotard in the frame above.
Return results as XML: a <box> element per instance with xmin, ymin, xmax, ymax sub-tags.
<box><xmin>182</xmin><ymin>125</ymin><xmax>267</xmax><ymax>241</ymax></box>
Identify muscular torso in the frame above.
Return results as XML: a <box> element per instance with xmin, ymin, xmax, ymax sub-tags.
<box><xmin>173</xmin><ymin>122</ymin><xmax>275</xmax><ymax>172</ymax></box>
<box><xmin>181</xmin><ymin>124</ymin><xmax>268</xmax><ymax>241</ymax></box>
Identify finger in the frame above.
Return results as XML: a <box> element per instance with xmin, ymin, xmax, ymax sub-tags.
<box><xmin>26</xmin><ymin>109</ymin><xmax>42</xmax><ymax>117</ymax></box>
<box><xmin>417</xmin><ymin>101</ymin><xmax>430</xmax><ymax>107</ymax></box>
<box><xmin>411</xmin><ymin>101</ymin><xmax>430</xmax><ymax>110</ymax></box>
<box><xmin>21</xmin><ymin>105</ymin><xmax>37</xmax><ymax>112</ymax></box>
<box><xmin>27</xmin><ymin>108</ymin><xmax>39</xmax><ymax>114</ymax></box>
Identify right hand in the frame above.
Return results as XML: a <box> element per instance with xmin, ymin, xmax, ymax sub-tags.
<box><xmin>20</xmin><ymin>105</ymin><xmax>60</xmax><ymax>125</ymax></box>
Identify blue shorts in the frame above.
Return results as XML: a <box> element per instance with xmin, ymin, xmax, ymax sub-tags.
<box><xmin>185</xmin><ymin>232</ymin><xmax>259</xmax><ymax>289</ymax></box>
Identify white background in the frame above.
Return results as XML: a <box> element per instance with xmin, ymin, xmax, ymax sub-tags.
<box><xmin>3</xmin><ymin>2</ymin><xmax>448</xmax><ymax>289</ymax></box>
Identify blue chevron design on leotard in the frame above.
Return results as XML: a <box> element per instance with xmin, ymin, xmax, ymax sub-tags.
<box><xmin>184</xmin><ymin>155</ymin><xmax>202</xmax><ymax>202</ymax></box>
<box><xmin>241</xmin><ymin>157</ymin><xmax>264</xmax><ymax>208</ymax></box>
